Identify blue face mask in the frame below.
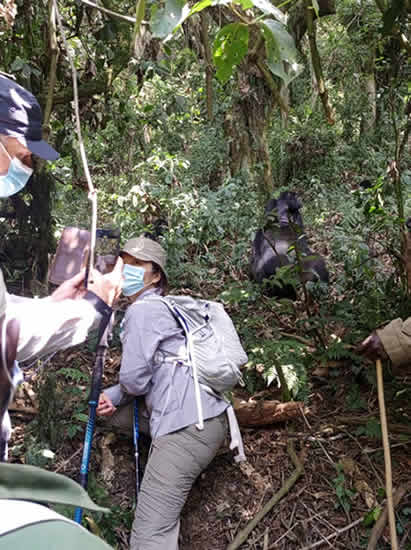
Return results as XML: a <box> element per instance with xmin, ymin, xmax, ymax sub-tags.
<box><xmin>122</xmin><ymin>264</ymin><xmax>146</xmax><ymax>296</ymax></box>
<box><xmin>0</xmin><ymin>142</ymin><xmax>33</xmax><ymax>198</ymax></box>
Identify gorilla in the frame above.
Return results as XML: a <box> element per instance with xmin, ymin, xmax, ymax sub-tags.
<box><xmin>251</xmin><ymin>191</ymin><xmax>329</xmax><ymax>299</ymax></box>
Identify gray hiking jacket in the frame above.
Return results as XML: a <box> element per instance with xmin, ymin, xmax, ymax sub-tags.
<box><xmin>105</xmin><ymin>288</ymin><xmax>228</xmax><ymax>438</ymax></box>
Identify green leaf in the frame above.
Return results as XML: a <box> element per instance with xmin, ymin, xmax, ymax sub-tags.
<box><xmin>363</xmin><ymin>506</ymin><xmax>382</xmax><ymax>527</ymax></box>
<box><xmin>260</xmin><ymin>19</ymin><xmax>303</xmax><ymax>86</ymax></box>
<box><xmin>190</xmin><ymin>0</ymin><xmax>230</xmax><ymax>15</ymax></box>
<box><xmin>189</xmin><ymin>0</ymin><xmax>252</xmax><ymax>18</ymax></box>
<box><xmin>261</xmin><ymin>19</ymin><xmax>298</xmax><ymax>62</ymax></box>
<box><xmin>173</xmin><ymin>0</ymin><xmax>231</xmax><ymax>30</ymax></box>
<box><xmin>359</xmin><ymin>417</ymin><xmax>382</xmax><ymax>439</ymax></box>
<box><xmin>236</xmin><ymin>0</ymin><xmax>254</xmax><ymax>8</ymax></box>
<box><xmin>73</xmin><ymin>412</ymin><xmax>89</xmax><ymax>423</ymax></box>
<box><xmin>189</xmin><ymin>0</ymin><xmax>213</xmax><ymax>13</ymax></box>
<box><xmin>251</xmin><ymin>0</ymin><xmax>287</xmax><ymax>24</ymax></box>
<box><xmin>213</xmin><ymin>23</ymin><xmax>249</xmax><ymax>84</ymax></box>
<box><xmin>377</xmin><ymin>487</ymin><xmax>386</xmax><ymax>499</ymax></box>
<box><xmin>311</xmin><ymin>0</ymin><xmax>319</xmax><ymax>17</ymax></box>
<box><xmin>151</xmin><ymin>0</ymin><xmax>190</xmax><ymax>40</ymax></box>
<box><xmin>10</xmin><ymin>57</ymin><xmax>24</xmax><ymax>72</ymax></box>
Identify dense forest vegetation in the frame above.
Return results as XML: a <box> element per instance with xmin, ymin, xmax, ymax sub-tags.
<box><xmin>1</xmin><ymin>0</ymin><xmax>410</xmax><ymax>548</ymax></box>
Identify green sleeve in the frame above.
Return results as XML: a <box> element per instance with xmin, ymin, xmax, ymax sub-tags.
<box><xmin>0</xmin><ymin>520</ymin><xmax>113</xmax><ymax>550</ymax></box>
<box><xmin>0</xmin><ymin>463</ymin><xmax>108</xmax><ymax>512</ymax></box>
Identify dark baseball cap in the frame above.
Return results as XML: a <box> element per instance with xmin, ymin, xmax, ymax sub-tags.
<box><xmin>0</xmin><ymin>75</ymin><xmax>59</xmax><ymax>161</ymax></box>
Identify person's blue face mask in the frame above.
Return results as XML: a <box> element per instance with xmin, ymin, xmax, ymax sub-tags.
<box><xmin>0</xmin><ymin>142</ymin><xmax>33</xmax><ymax>198</ymax></box>
<box><xmin>122</xmin><ymin>264</ymin><xmax>146</xmax><ymax>296</ymax></box>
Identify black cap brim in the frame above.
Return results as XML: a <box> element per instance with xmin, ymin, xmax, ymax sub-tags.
<box><xmin>25</xmin><ymin>138</ymin><xmax>59</xmax><ymax>161</ymax></box>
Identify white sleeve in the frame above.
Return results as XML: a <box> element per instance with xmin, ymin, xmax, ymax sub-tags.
<box><xmin>7</xmin><ymin>294</ymin><xmax>100</xmax><ymax>363</ymax></box>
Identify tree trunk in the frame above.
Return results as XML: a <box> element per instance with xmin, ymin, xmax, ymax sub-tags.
<box><xmin>305</xmin><ymin>1</ymin><xmax>335</xmax><ymax>125</ymax></box>
<box><xmin>403</xmin><ymin>227</ymin><xmax>411</xmax><ymax>293</ymax></box>
<box><xmin>6</xmin><ymin>170</ymin><xmax>54</xmax><ymax>290</ymax></box>
<box><xmin>224</xmin><ymin>71</ymin><xmax>275</xmax><ymax>197</ymax></box>
<box><xmin>224</xmin><ymin>99</ymin><xmax>251</xmax><ymax>177</ymax></box>
<box><xmin>200</xmin><ymin>11</ymin><xmax>214</xmax><ymax>121</ymax></box>
<box><xmin>361</xmin><ymin>50</ymin><xmax>377</xmax><ymax>135</ymax></box>
<box><xmin>363</xmin><ymin>72</ymin><xmax>377</xmax><ymax>131</ymax></box>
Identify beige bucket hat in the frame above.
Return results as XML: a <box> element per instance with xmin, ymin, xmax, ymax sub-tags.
<box><xmin>121</xmin><ymin>236</ymin><xmax>167</xmax><ymax>278</ymax></box>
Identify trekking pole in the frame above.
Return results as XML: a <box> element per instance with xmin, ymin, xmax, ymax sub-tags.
<box><xmin>375</xmin><ymin>358</ymin><xmax>398</xmax><ymax>550</ymax></box>
<box><xmin>133</xmin><ymin>397</ymin><xmax>140</xmax><ymax>497</ymax></box>
<box><xmin>74</xmin><ymin>314</ymin><xmax>112</xmax><ymax>524</ymax></box>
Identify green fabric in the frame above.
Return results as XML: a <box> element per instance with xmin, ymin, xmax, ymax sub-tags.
<box><xmin>0</xmin><ymin>464</ymin><xmax>108</xmax><ymax>512</ymax></box>
<box><xmin>0</xmin><ymin>520</ymin><xmax>112</xmax><ymax>550</ymax></box>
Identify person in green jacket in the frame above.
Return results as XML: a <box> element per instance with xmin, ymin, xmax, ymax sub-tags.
<box><xmin>0</xmin><ymin>463</ymin><xmax>113</xmax><ymax>550</ymax></box>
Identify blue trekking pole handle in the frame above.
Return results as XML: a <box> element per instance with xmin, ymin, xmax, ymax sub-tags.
<box><xmin>133</xmin><ymin>398</ymin><xmax>140</xmax><ymax>496</ymax></box>
<box><xmin>74</xmin><ymin>314</ymin><xmax>112</xmax><ymax>524</ymax></box>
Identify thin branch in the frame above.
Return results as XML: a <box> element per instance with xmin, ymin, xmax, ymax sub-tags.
<box><xmin>54</xmin><ymin>445</ymin><xmax>84</xmax><ymax>473</ymax></box>
<box><xmin>367</xmin><ymin>483</ymin><xmax>411</xmax><ymax>550</ymax></box>
<box><xmin>200</xmin><ymin>10</ymin><xmax>214</xmax><ymax>121</ymax></box>
<box><xmin>305</xmin><ymin>2</ymin><xmax>334</xmax><ymax>125</ymax></box>
<box><xmin>278</xmin><ymin>332</ymin><xmax>313</xmax><ymax>346</ymax></box>
<box><xmin>256</xmin><ymin>58</ymin><xmax>288</xmax><ymax>114</ymax></box>
<box><xmin>8</xmin><ymin>405</ymin><xmax>38</xmax><ymax>415</ymax></box>
<box><xmin>299</xmin><ymin>405</ymin><xmax>334</xmax><ymax>466</ymax></box>
<box><xmin>398</xmin><ymin>112</ymin><xmax>411</xmax><ymax>164</ymax></box>
<box><xmin>228</xmin><ymin>3</ymin><xmax>250</xmax><ymax>25</ymax></box>
<box><xmin>227</xmin><ymin>441</ymin><xmax>304</xmax><ymax>550</ymax></box>
<box><xmin>300</xmin><ymin>517</ymin><xmax>363</xmax><ymax>550</ymax></box>
<box><xmin>399</xmin><ymin>33</ymin><xmax>411</xmax><ymax>56</ymax></box>
<box><xmin>54</xmin><ymin>1</ymin><xmax>97</xmax><ymax>278</ymax></box>
<box><xmin>79</xmin><ymin>0</ymin><xmax>136</xmax><ymax>24</ymax></box>
<box><xmin>40</xmin><ymin>78</ymin><xmax>108</xmax><ymax>106</ymax></box>
<box><xmin>43</xmin><ymin>0</ymin><xmax>58</xmax><ymax>134</ymax></box>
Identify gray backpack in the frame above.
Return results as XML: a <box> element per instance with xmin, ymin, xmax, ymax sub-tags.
<box><xmin>148</xmin><ymin>295</ymin><xmax>248</xmax><ymax>429</ymax></box>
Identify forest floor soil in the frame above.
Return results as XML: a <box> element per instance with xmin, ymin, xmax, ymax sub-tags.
<box><xmin>9</xmin><ymin>347</ymin><xmax>411</xmax><ymax>550</ymax></box>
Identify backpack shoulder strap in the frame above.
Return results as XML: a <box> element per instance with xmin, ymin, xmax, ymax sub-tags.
<box><xmin>141</xmin><ymin>295</ymin><xmax>193</xmax><ymax>337</ymax></box>
<box><xmin>147</xmin><ymin>295</ymin><xmax>183</xmax><ymax>324</ymax></box>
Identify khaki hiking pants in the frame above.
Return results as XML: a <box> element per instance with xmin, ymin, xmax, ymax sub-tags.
<box><xmin>105</xmin><ymin>404</ymin><xmax>228</xmax><ymax>550</ymax></box>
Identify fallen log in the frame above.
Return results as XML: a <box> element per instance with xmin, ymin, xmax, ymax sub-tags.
<box><xmin>9</xmin><ymin>405</ymin><xmax>38</xmax><ymax>415</ymax></box>
<box><xmin>233</xmin><ymin>398</ymin><xmax>309</xmax><ymax>427</ymax></box>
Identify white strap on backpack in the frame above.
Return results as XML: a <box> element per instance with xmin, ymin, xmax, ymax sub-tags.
<box><xmin>226</xmin><ymin>405</ymin><xmax>246</xmax><ymax>462</ymax></box>
<box><xmin>185</xmin><ymin>330</ymin><xmax>205</xmax><ymax>430</ymax></box>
